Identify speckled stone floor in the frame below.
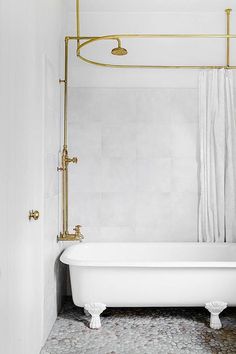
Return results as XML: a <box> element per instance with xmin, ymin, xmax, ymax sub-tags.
<box><xmin>41</xmin><ymin>299</ymin><xmax>236</xmax><ymax>354</ymax></box>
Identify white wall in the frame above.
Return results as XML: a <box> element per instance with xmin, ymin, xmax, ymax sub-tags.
<box><xmin>67</xmin><ymin>0</ymin><xmax>236</xmax><ymax>13</ymax></box>
<box><xmin>0</xmin><ymin>1</ymin><xmax>66</xmax><ymax>353</ymax></box>
<box><xmin>42</xmin><ymin>3</ymin><xmax>66</xmax><ymax>343</ymax></box>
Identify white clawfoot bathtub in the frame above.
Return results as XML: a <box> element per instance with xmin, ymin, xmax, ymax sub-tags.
<box><xmin>60</xmin><ymin>242</ymin><xmax>236</xmax><ymax>329</ymax></box>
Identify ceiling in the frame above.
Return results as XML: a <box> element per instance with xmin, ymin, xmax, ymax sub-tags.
<box><xmin>66</xmin><ymin>0</ymin><xmax>235</xmax><ymax>13</ymax></box>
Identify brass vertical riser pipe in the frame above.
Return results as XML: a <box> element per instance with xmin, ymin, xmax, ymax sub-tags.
<box><xmin>225</xmin><ymin>9</ymin><xmax>232</xmax><ymax>67</ymax></box>
<box><xmin>76</xmin><ymin>0</ymin><xmax>80</xmax><ymax>54</ymax></box>
<box><xmin>64</xmin><ymin>38</ymin><xmax>68</xmax><ymax>148</ymax></box>
<box><xmin>63</xmin><ymin>38</ymin><xmax>69</xmax><ymax>236</ymax></box>
<box><xmin>57</xmin><ymin>38</ymin><xmax>83</xmax><ymax>242</ymax></box>
<box><xmin>62</xmin><ymin>148</ymin><xmax>68</xmax><ymax>235</ymax></box>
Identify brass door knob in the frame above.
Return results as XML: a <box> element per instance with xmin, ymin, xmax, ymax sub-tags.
<box><xmin>29</xmin><ymin>210</ymin><xmax>40</xmax><ymax>221</ymax></box>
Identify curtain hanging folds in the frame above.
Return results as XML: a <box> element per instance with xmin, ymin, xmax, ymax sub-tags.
<box><xmin>198</xmin><ymin>69</ymin><xmax>236</xmax><ymax>242</ymax></box>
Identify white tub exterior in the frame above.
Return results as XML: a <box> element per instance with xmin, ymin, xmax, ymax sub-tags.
<box><xmin>60</xmin><ymin>243</ymin><xmax>236</xmax><ymax>308</ymax></box>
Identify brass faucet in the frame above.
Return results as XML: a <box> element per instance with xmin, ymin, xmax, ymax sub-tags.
<box><xmin>58</xmin><ymin>225</ymin><xmax>84</xmax><ymax>242</ymax></box>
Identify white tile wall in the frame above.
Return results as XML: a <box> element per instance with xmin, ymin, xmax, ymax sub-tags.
<box><xmin>102</xmin><ymin>158</ymin><xmax>136</xmax><ymax>193</ymax></box>
<box><xmin>136</xmin><ymin>88</ymin><xmax>171</xmax><ymax>123</ymax></box>
<box><xmin>69</xmin><ymin>121</ymin><xmax>101</xmax><ymax>158</ymax></box>
<box><xmin>171</xmin><ymin>191</ymin><xmax>198</xmax><ymax>241</ymax></box>
<box><xmin>136</xmin><ymin>121</ymin><xmax>171</xmax><ymax>158</ymax></box>
<box><xmin>136</xmin><ymin>158</ymin><xmax>171</xmax><ymax>193</ymax></box>
<box><xmin>70</xmin><ymin>157</ymin><xmax>101</xmax><ymax>193</ymax></box>
<box><xmin>102</xmin><ymin>122</ymin><xmax>136</xmax><ymax>158</ymax></box>
<box><xmin>170</xmin><ymin>89</ymin><xmax>198</xmax><ymax>124</ymax></box>
<box><xmin>68</xmin><ymin>88</ymin><xmax>103</xmax><ymax>123</ymax></box>
<box><xmin>171</xmin><ymin>122</ymin><xmax>197</xmax><ymax>158</ymax></box>
<box><xmin>135</xmin><ymin>192</ymin><xmax>171</xmax><ymax>227</ymax></box>
<box><xmin>70</xmin><ymin>192</ymin><xmax>101</xmax><ymax>226</ymax></box>
<box><xmin>100</xmin><ymin>89</ymin><xmax>137</xmax><ymax>125</ymax></box>
<box><xmin>68</xmin><ymin>87</ymin><xmax>198</xmax><ymax>242</ymax></box>
<box><xmin>101</xmin><ymin>226</ymin><xmax>135</xmax><ymax>242</ymax></box>
<box><xmin>101</xmin><ymin>192</ymin><xmax>136</xmax><ymax>227</ymax></box>
<box><xmin>172</xmin><ymin>158</ymin><xmax>198</xmax><ymax>194</ymax></box>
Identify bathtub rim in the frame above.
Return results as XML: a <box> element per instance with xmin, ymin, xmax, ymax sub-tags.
<box><xmin>60</xmin><ymin>242</ymin><xmax>236</xmax><ymax>268</ymax></box>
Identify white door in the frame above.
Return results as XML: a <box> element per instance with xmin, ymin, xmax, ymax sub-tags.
<box><xmin>0</xmin><ymin>1</ymin><xmax>44</xmax><ymax>354</ymax></box>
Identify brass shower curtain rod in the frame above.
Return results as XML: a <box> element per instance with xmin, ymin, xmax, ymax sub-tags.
<box><xmin>74</xmin><ymin>33</ymin><xmax>236</xmax><ymax>69</ymax></box>
<box><xmin>57</xmin><ymin>5</ymin><xmax>236</xmax><ymax>241</ymax></box>
<box><xmin>73</xmin><ymin>6</ymin><xmax>236</xmax><ymax>69</ymax></box>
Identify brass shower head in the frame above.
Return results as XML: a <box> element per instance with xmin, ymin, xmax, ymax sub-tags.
<box><xmin>111</xmin><ymin>46</ymin><xmax>128</xmax><ymax>56</ymax></box>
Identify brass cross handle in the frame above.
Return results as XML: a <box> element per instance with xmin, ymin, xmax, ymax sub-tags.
<box><xmin>73</xmin><ymin>224</ymin><xmax>84</xmax><ymax>241</ymax></box>
<box><xmin>29</xmin><ymin>210</ymin><xmax>40</xmax><ymax>221</ymax></box>
<box><xmin>66</xmin><ymin>157</ymin><xmax>78</xmax><ymax>164</ymax></box>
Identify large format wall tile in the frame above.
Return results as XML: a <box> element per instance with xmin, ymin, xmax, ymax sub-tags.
<box><xmin>136</xmin><ymin>121</ymin><xmax>171</xmax><ymax>158</ymax></box>
<box><xmin>170</xmin><ymin>89</ymin><xmax>198</xmax><ymax>124</ymax></box>
<box><xmin>70</xmin><ymin>157</ymin><xmax>101</xmax><ymax>193</ymax></box>
<box><xmin>101</xmin><ymin>192</ymin><xmax>136</xmax><ymax>227</ymax></box>
<box><xmin>136</xmin><ymin>88</ymin><xmax>171</xmax><ymax>123</ymax></box>
<box><xmin>69</xmin><ymin>121</ymin><xmax>101</xmax><ymax>158</ymax></box>
<box><xmin>172</xmin><ymin>158</ymin><xmax>198</xmax><ymax>194</ymax></box>
<box><xmin>100</xmin><ymin>89</ymin><xmax>137</xmax><ymax>125</ymax></box>
<box><xmin>70</xmin><ymin>192</ymin><xmax>101</xmax><ymax>227</ymax></box>
<box><xmin>135</xmin><ymin>226</ymin><xmax>171</xmax><ymax>242</ymax></box>
<box><xmin>171</xmin><ymin>191</ymin><xmax>198</xmax><ymax>241</ymax></box>
<box><xmin>171</xmin><ymin>122</ymin><xmax>197</xmax><ymax>158</ymax></box>
<box><xmin>136</xmin><ymin>158</ymin><xmax>171</xmax><ymax>193</ymax></box>
<box><xmin>135</xmin><ymin>191</ymin><xmax>171</xmax><ymax>227</ymax></box>
<box><xmin>100</xmin><ymin>226</ymin><xmax>136</xmax><ymax>242</ymax></box>
<box><xmin>102</xmin><ymin>122</ymin><xmax>136</xmax><ymax>158</ymax></box>
<box><xmin>101</xmin><ymin>158</ymin><xmax>136</xmax><ymax>193</ymax></box>
<box><xmin>68</xmin><ymin>88</ymin><xmax>198</xmax><ymax>242</ymax></box>
<box><xmin>68</xmin><ymin>88</ymin><xmax>104</xmax><ymax>123</ymax></box>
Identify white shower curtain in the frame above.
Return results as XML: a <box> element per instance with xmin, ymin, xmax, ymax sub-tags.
<box><xmin>199</xmin><ymin>69</ymin><xmax>236</xmax><ymax>242</ymax></box>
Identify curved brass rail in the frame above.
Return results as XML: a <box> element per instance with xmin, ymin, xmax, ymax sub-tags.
<box><xmin>71</xmin><ymin>34</ymin><xmax>236</xmax><ymax>69</ymax></box>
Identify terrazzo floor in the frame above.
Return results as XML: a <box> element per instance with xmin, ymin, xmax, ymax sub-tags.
<box><xmin>41</xmin><ymin>299</ymin><xmax>236</xmax><ymax>354</ymax></box>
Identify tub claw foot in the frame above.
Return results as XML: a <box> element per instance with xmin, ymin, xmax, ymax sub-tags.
<box><xmin>84</xmin><ymin>303</ymin><xmax>106</xmax><ymax>329</ymax></box>
<box><xmin>205</xmin><ymin>301</ymin><xmax>227</xmax><ymax>329</ymax></box>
